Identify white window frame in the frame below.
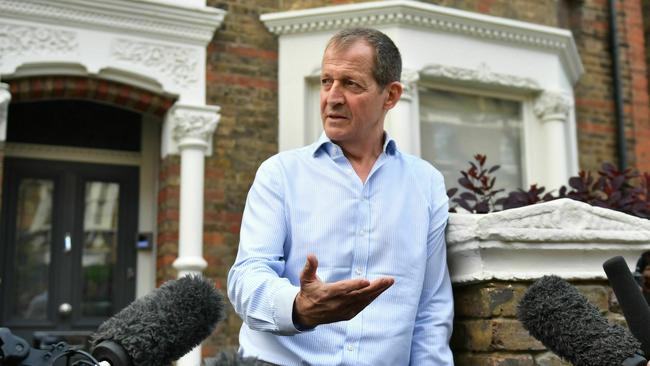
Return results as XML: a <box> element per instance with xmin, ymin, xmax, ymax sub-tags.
<box><xmin>261</xmin><ymin>0</ymin><xmax>583</xmax><ymax>191</ymax></box>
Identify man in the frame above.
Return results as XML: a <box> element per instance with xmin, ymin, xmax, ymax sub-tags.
<box><xmin>228</xmin><ymin>27</ymin><xmax>454</xmax><ymax>365</ymax></box>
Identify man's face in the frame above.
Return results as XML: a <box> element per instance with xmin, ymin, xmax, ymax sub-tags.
<box><xmin>319</xmin><ymin>41</ymin><xmax>390</xmax><ymax>146</ymax></box>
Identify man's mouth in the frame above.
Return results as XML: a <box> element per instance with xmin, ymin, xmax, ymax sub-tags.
<box><xmin>327</xmin><ymin>113</ymin><xmax>348</xmax><ymax>120</ymax></box>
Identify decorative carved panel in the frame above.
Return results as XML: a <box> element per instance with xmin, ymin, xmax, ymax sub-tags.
<box><xmin>0</xmin><ymin>23</ymin><xmax>77</xmax><ymax>65</ymax></box>
<box><xmin>111</xmin><ymin>39</ymin><xmax>199</xmax><ymax>87</ymax></box>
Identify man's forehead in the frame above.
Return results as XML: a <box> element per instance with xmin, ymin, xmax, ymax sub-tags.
<box><xmin>321</xmin><ymin>42</ymin><xmax>373</xmax><ymax>70</ymax></box>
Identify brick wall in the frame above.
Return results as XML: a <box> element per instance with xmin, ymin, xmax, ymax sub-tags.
<box><xmin>156</xmin><ymin>155</ymin><xmax>181</xmax><ymax>284</ymax></box>
<box><xmin>567</xmin><ymin>0</ymin><xmax>650</xmax><ymax>173</ymax></box>
<box><xmin>624</xmin><ymin>0</ymin><xmax>650</xmax><ymax>173</ymax></box>
<box><xmin>452</xmin><ymin>280</ymin><xmax>625</xmax><ymax>366</ymax></box>
<box><xmin>6</xmin><ymin>76</ymin><xmax>174</xmax><ymax>117</ymax></box>
<box><xmin>645</xmin><ymin>0</ymin><xmax>650</xmax><ymax>102</ymax></box>
<box><xmin>203</xmin><ymin>0</ymin><xmax>283</xmax><ymax>351</ymax></box>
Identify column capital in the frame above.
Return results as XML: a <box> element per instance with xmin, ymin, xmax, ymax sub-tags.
<box><xmin>172</xmin><ymin>104</ymin><xmax>220</xmax><ymax>148</ymax></box>
<box><xmin>400</xmin><ymin>69</ymin><xmax>419</xmax><ymax>101</ymax></box>
<box><xmin>162</xmin><ymin>103</ymin><xmax>220</xmax><ymax>156</ymax></box>
<box><xmin>534</xmin><ymin>91</ymin><xmax>572</xmax><ymax>123</ymax></box>
<box><xmin>0</xmin><ymin>83</ymin><xmax>11</xmax><ymax>142</ymax></box>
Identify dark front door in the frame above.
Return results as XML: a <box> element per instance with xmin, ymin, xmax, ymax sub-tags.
<box><xmin>0</xmin><ymin>158</ymin><xmax>138</xmax><ymax>346</ymax></box>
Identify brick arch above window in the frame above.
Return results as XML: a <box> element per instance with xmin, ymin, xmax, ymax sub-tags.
<box><xmin>7</xmin><ymin>76</ymin><xmax>176</xmax><ymax>118</ymax></box>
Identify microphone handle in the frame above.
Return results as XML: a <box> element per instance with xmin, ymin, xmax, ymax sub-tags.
<box><xmin>604</xmin><ymin>256</ymin><xmax>650</xmax><ymax>356</ymax></box>
<box><xmin>92</xmin><ymin>340</ymin><xmax>133</xmax><ymax>366</ymax></box>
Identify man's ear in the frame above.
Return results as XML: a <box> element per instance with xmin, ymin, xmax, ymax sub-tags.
<box><xmin>383</xmin><ymin>81</ymin><xmax>403</xmax><ymax>110</ymax></box>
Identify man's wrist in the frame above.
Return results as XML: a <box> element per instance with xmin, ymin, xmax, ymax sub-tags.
<box><xmin>292</xmin><ymin>293</ymin><xmax>316</xmax><ymax>330</ymax></box>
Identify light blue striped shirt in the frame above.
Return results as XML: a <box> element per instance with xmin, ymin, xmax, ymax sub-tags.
<box><xmin>227</xmin><ymin>133</ymin><xmax>454</xmax><ymax>366</ymax></box>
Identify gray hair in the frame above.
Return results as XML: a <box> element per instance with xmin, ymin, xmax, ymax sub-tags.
<box><xmin>325</xmin><ymin>27</ymin><xmax>402</xmax><ymax>88</ymax></box>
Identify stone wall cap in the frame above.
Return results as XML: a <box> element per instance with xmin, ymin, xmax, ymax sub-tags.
<box><xmin>448</xmin><ymin>198</ymin><xmax>650</xmax><ymax>244</ymax></box>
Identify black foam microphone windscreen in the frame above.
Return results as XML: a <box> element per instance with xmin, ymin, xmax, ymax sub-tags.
<box><xmin>604</xmin><ymin>255</ymin><xmax>650</xmax><ymax>356</ymax></box>
<box><xmin>518</xmin><ymin>275</ymin><xmax>646</xmax><ymax>366</ymax></box>
<box><xmin>92</xmin><ymin>275</ymin><xmax>226</xmax><ymax>366</ymax></box>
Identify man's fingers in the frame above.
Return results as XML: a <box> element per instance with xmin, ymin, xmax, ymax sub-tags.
<box><xmin>348</xmin><ymin>277</ymin><xmax>394</xmax><ymax>296</ymax></box>
<box><xmin>329</xmin><ymin>278</ymin><xmax>371</xmax><ymax>294</ymax></box>
<box><xmin>300</xmin><ymin>254</ymin><xmax>319</xmax><ymax>284</ymax></box>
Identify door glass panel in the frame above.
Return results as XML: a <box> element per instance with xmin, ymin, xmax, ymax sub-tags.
<box><xmin>14</xmin><ymin>179</ymin><xmax>53</xmax><ymax>320</ymax></box>
<box><xmin>81</xmin><ymin>181</ymin><xmax>119</xmax><ymax>317</ymax></box>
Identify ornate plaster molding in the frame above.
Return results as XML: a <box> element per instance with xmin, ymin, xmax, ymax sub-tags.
<box><xmin>0</xmin><ymin>23</ymin><xmax>78</xmax><ymax>65</ymax></box>
<box><xmin>400</xmin><ymin>68</ymin><xmax>419</xmax><ymax>101</ymax></box>
<box><xmin>260</xmin><ymin>0</ymin><xmax>583</xmax><ymax>83</ymax></box>
<box><xmin>171</xmin><ymin>105</ymin><xmax>220</xmax><ymax>148</ymax></box>
<box><xmin>446</xmin><ymin>199</ymin><xmax>650</xmax><ymax>283</ymax></box>
<box><xmin>534</xmin><ymin>91</ymin><xmax>572</xmax><ymax>122</ymax></box>
<box><xmin>0</xmin><ymin>0</ymin><xmax>225</xmax><ymax>45</ymax></box>
<box><xmin>420</xmin><ymin>62</ymin><xmax>541</xmax><ymax>92</ymax></box>
<box><xmin>111</xmin><ymin>39</ymin><xmax>198</xmax><ymax>87</ymax></box>
<box><xmin>0</xmin><ymin>83</ymin><xmax>11</xmax><ymax>142</ymax></box>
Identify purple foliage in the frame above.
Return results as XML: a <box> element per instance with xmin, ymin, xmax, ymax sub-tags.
<box><xmin>447</xmin><ymin>155</ymin><xmax>650</xmax><ymax>219</ymax></box>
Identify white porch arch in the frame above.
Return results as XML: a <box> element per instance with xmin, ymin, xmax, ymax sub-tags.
<box><xmin>0</xmin><ymin>1</ymin><xmax>225</xmax><ymax>364</ymax></box>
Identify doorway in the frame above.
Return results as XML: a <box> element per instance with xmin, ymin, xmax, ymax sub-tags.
<box><xmin>0</xmin><ymin>158</ymin><xmax>138</xmax><ymax>346</ymax></box>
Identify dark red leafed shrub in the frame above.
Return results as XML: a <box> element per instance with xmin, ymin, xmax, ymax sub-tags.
<box><xmin>446</xmin><ymin>154</ymin><xmax>503</xmax><ymax>213</ymax></box>
<box><xmin>447</xmin><ymin>155</ymin><xmax>650</xmax><ymax>219</ymax></box>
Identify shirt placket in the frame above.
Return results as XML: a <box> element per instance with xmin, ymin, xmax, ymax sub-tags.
<box><xmin>342</xmin><ymin>154</ymin><xmax>389</xmax><ymax>365</ymax></box>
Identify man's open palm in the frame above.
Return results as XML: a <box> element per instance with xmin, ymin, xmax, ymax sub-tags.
<box><xmin>293</xmin><ymin>254</ymin><xmax>394</xmax><ymax>328</ymax></box>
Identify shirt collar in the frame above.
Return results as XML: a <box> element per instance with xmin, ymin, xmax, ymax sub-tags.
<box><xmin>311</xmin><ymin>132</ymin><xmax>398</xmax><ymax>157</ymax></box>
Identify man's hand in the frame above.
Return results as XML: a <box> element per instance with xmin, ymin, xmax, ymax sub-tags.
<box><xmin>293</xmin><ymin>254</ymin><xmax>394</xmax><ymax>328</ymax></box>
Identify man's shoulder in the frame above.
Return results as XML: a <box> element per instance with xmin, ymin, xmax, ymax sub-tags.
<box><xmin>397</xmin><ymin>151</ymin><xmax>444</xmax><ymax>182</ymax></box>
<box><xmin>258</xmin><ymin>145</ymin><xmax>314</xmax><ymax>172</ymax></box>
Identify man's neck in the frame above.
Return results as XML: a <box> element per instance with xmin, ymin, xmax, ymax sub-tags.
<box><xmin>338</xmin><ymin>134</ymin><xmax>385</xmax><ymax>183</ymax></box>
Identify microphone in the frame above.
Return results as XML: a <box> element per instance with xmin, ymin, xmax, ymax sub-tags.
<box><xmin>91</xmin><ymin>275</ymin><xmax>226</xmax><ymax>366</ymax></box>
<box><xmin>518</xmin><ymin>275</ymin><xmax>647</xmax><ymax>366</ymax></box>
<box><xmin>604</xmin><ymin>256</ymin><xmax>650</xmax><ymax>357</ymax></box>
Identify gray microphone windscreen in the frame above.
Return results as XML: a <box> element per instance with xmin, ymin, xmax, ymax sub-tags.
<box><xmin>92</xmin><ymin>275</ymin><xmax>226</xmax><ymax>366</ymax></box>
<box><xmin>517</xmin><ymin>275</ymin><xmax>642</xmax><ymax>366</ymax></box>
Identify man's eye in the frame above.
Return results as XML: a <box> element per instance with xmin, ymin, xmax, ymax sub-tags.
<box><xmin>321</xmin><ymin>79</ymin><xmax>332</xmax><ymax>86</ymax></box>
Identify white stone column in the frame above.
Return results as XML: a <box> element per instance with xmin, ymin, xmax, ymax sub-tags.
<box><xmin>166</xmin><ymin>103</ymin><xmax>220</xmax><ymax>366</ymax></box>
<box><xmin>534</xmin><ymin>91</ymin><xmax>572</xmax><ymax>191</ymax></box>
<box><xmin>385</xmin><ymin>69</ymin><xmax>420</xmax><ymax>155</ymax></box>
<box><xmin>0</xmin><ymin>83</ymin><xmax>11</xmax><ymax>142</ymax></box>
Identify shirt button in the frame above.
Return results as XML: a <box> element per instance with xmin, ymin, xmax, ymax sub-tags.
<box><xmin>355</xmin><ymin>267</ymin><xmax>363</xmax><ymax>276</ymax></box>
<box><xmin>359</xmin><ymin>229</ymin><xmax>365</xmax><ymax>236</ymax></box>
<box><xmin>347</xmin><ymin>344</ymin><xmax>354</xmax><ymax>352</ymax></box>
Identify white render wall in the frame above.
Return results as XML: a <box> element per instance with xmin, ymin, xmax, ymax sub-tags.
<box><xmin>446</xmin><ymin>199</ymin><xmax>650</xmax><ymax>283</ymax></box>
<box><xmin>262</xmin><ymin>0</ymin><xmax>584</xmax><ymax>191</ymax></box>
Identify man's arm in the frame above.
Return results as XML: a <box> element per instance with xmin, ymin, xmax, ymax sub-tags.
<box><xmin>227</xmin><ymin>158</ymin><xmax>302</xmax><ymax>335</ymax></box>
<box><xmin>410</xmin><ymin>175</ymin><xmax>454</xmax><ymax>365</ymax></box>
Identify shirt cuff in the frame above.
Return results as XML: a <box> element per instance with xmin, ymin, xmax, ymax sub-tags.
<box><xmin>273</xmin><ymin>285</ymin><xmax>311</xmax><ymax>335</ymax></box>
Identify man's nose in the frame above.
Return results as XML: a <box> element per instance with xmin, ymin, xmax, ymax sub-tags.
<box><xmin>327</xmin><ymin>81</ymin><xmax>345</xmax><ymax>105</ymax></box>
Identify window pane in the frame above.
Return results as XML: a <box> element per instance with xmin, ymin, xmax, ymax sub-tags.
<box><xmin>419</xmin><ymin>88</ymin><xmax>523</xmax><ymax>192</ymax></box>
<box><xmin>7</xmin><ymin>100</ymin><xmax>141</xmax><ymax>151</ymax></box>
<box><xmin>82</xmin><ymin>181</ymin><xmax>119</xmax><ymax>317</ymax></box>
<box><xmin>14</xmin><ymin>179</ymin><xmax>53</xmax><ymax>321</ymax></box>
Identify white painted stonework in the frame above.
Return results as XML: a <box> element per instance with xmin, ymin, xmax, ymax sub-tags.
<box><xmin>1</xmin><ymin>5</ymin><xmax>225</xmax><ymax>363</ymax></box>
<box><xmin>261</xmin><ymin>0</ymin><xmax>584</xmax><ymax>191</ymax></box>
<box><xmin>447</xmin><ymin>199</ymin><xmax>650</xmax><ymax>283</ymax></box>
<box><xmin>0</xmin><ymin>83</ymin><xmax>10</xmax><ymax>142</ymax></box>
